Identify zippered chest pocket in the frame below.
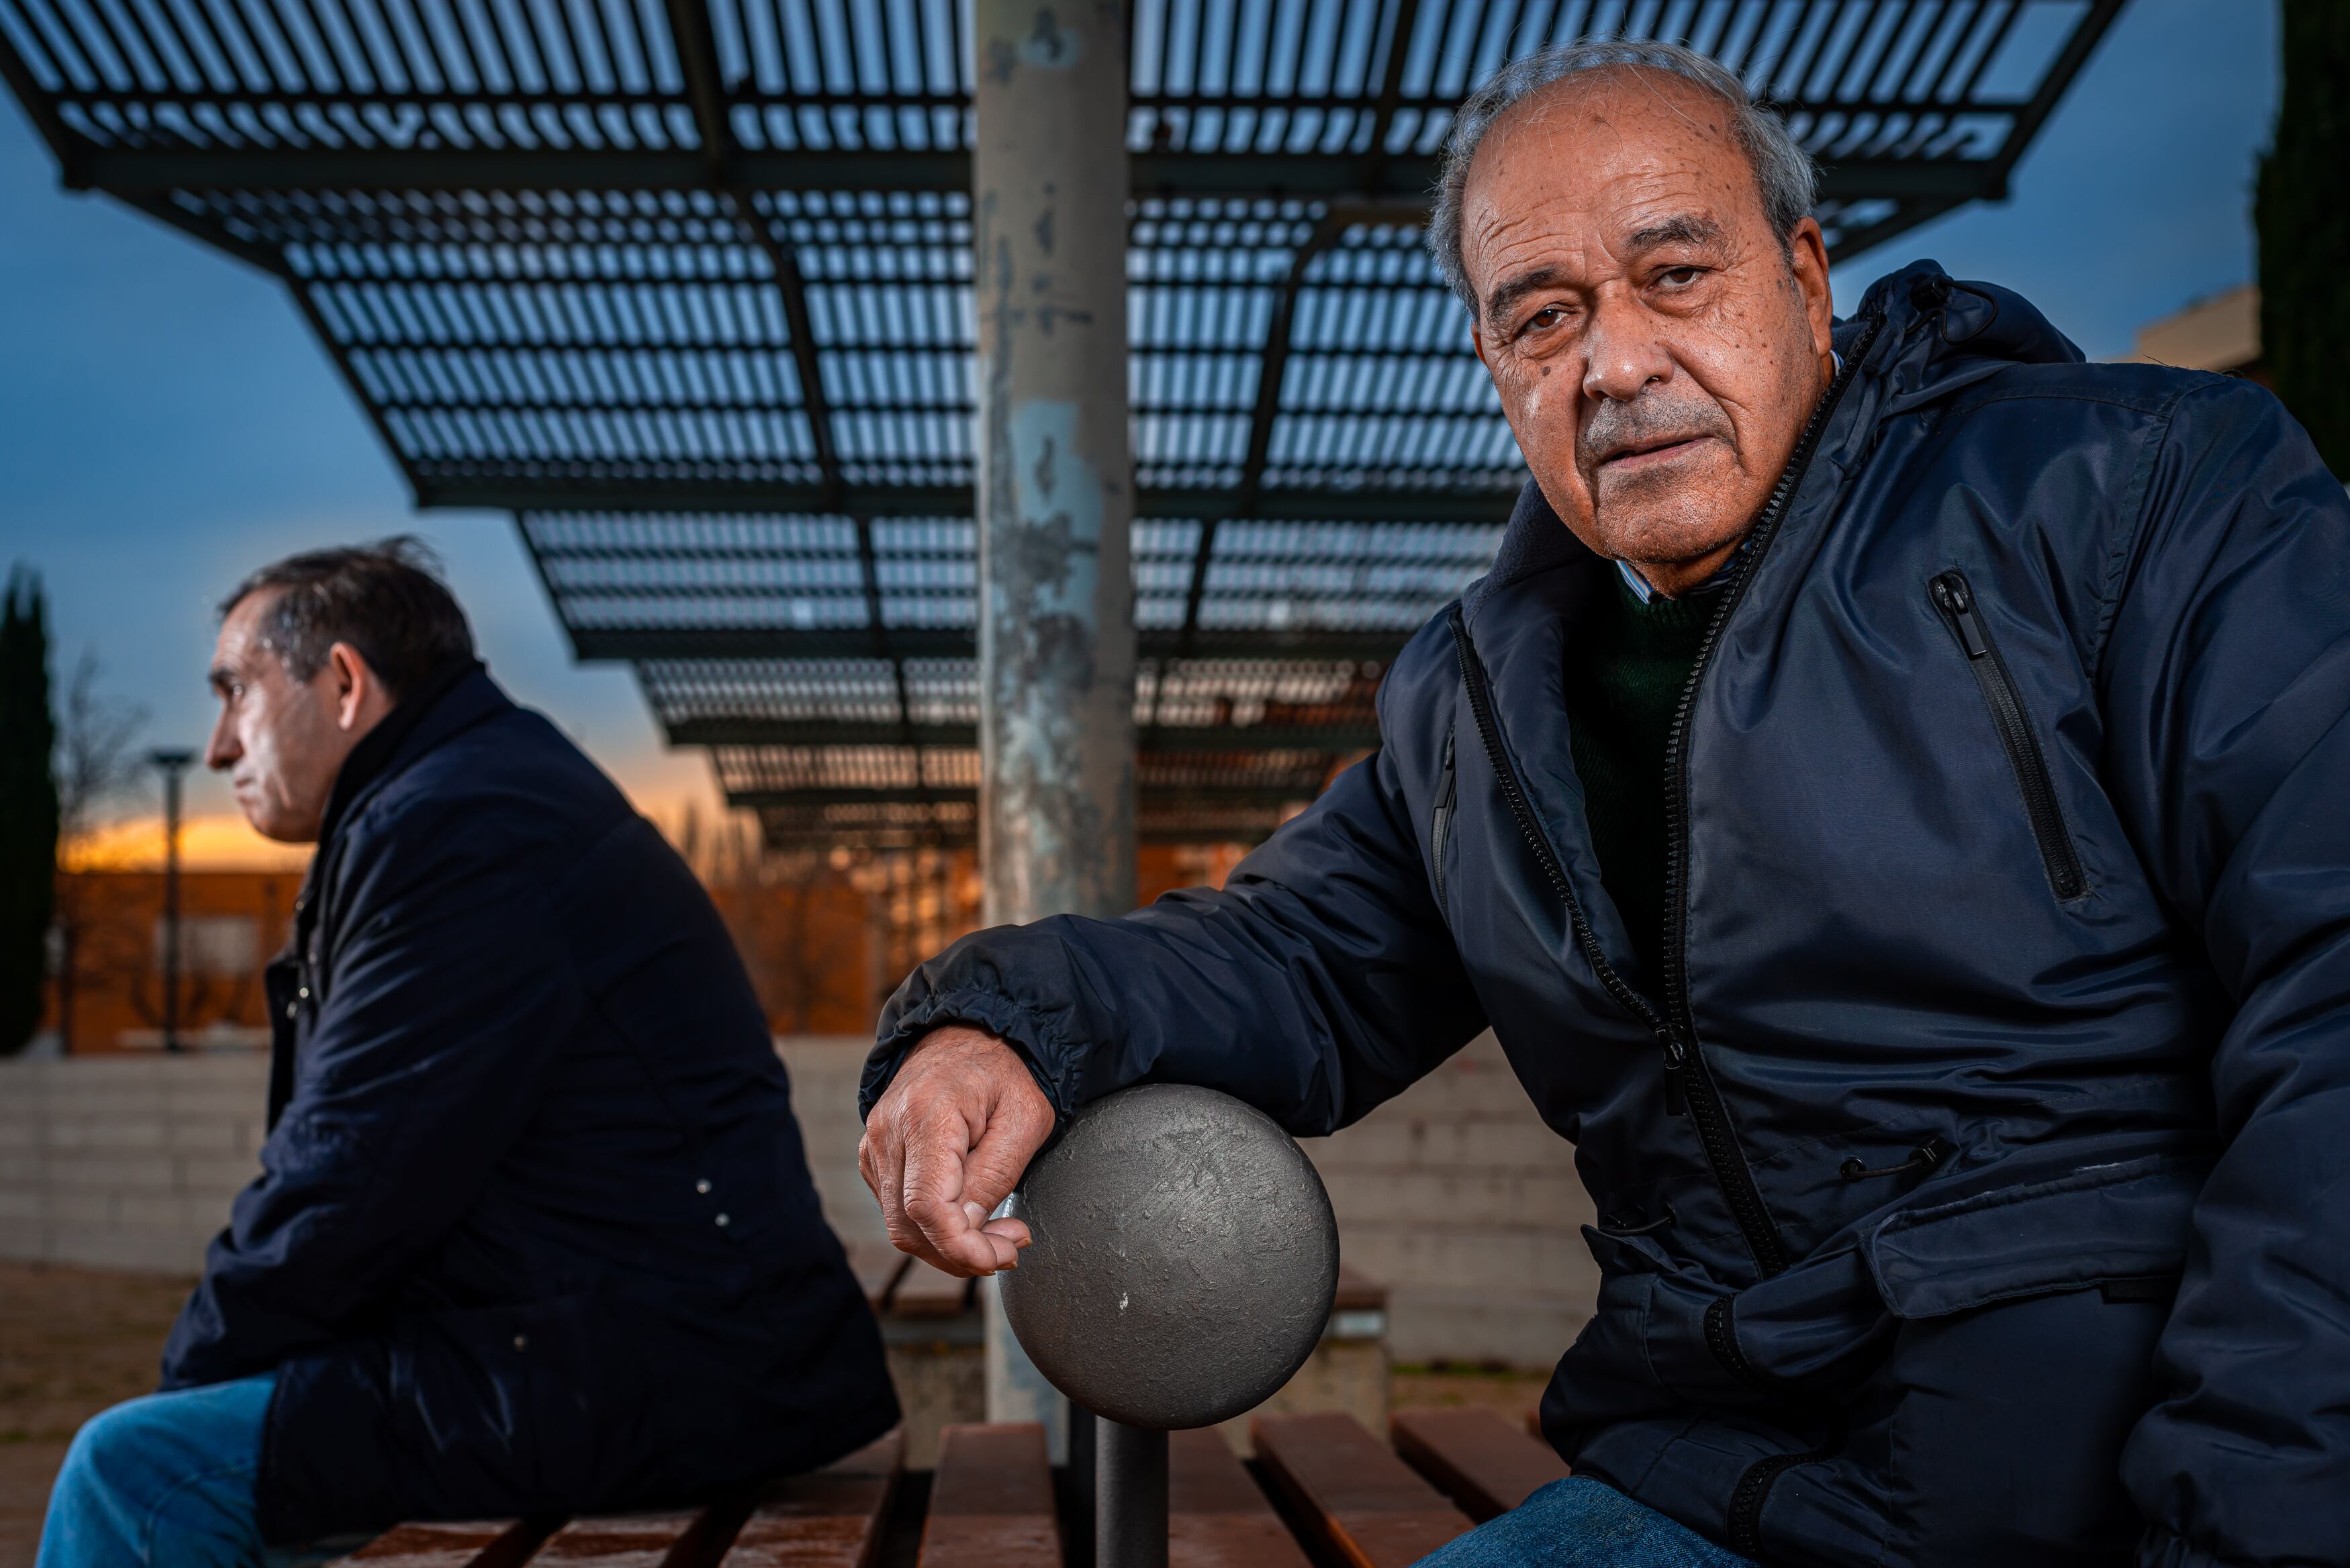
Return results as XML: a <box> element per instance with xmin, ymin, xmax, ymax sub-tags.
<box><xmin>1430</xmin><ymin>727</ymin><xmax>1456</xmax><ymax>907</ymax></box>
<box><xmin>1928</xmin><ymin>570</ymin><xmax>2089</xmax><ymax>901</ymax></box>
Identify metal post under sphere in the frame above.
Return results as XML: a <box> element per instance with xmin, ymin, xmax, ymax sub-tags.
<box><xmin>1000</xmin><ymin>1083</ymin><xmax>1341</xmax><ymax>1568</ymax></box>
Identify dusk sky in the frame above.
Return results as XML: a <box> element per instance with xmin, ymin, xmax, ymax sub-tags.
<box><xmin>0</xmin><ymin>0</ymin><xmax>2280</xmax><ymax>868</ymax></box>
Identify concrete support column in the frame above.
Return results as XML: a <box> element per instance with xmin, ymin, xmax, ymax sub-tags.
<box><xmin>971</xmin><ymin>1</ymin><xmax>1135</xmax><ymax>1452</ymax></box>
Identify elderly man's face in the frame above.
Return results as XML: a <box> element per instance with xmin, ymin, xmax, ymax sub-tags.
<box><xmin>204</xmin><ymin>591</ymin><xmax>385</xmax><ymax>842</ymax></box>
<box><xmin>1462</xmin><ymin>70</ymin><xmax>1836</xmax><ymax>593</ymax></box>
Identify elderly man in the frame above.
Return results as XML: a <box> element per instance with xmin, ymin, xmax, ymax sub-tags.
<box><xmin>40</xmin><ymin>542</ymin><xmax>896</xmax><ymax>1568</ymax></box>
<box><xmin>857</xmin><ymin>40</ymin><xmax>2350</xmax><ymax>1568</ymax></box>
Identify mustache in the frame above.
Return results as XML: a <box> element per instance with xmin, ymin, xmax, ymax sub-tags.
<box><xmin>1578</xmin><ymin>395</ymin><xmax>1734</xmax><ymax>469</ymax></box>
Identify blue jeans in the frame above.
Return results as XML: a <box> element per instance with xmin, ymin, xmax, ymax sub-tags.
<box><xmin>36</xmin><ymin>1374</ymin><xmax>354</xmax><ymax>1568</ymax></box>
<box><xmin>1411</xmin><ymin>1477</ymin><xmax>1757</xmax><ymax>1567</ymax></box>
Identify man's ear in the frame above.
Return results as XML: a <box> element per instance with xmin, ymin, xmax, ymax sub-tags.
<box><xmin>1470</xmin><ymin>311</ymin><xmax>1493</xmax><ymax>373</ymax></box>
<box><xmin>1785</xmin><ymin>215</ymin><xmax>1835</xmax><ymax>361</ymax></box>
<box><xmin>326</xmin><ymin>642</ymin><xmax>376</xmax><ymax>732</ymax></box>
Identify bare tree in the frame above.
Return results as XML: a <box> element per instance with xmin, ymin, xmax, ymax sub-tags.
<box><xmin>755</xmin><ymin>847</ymin><xmax>862</xmax><ymax>1035</ymax></box>
<box><xmin>58</xmin><ymin>652</ymin><xmax>148</xmax><ymax>840</ymax></box>
<box><xmin>687</xmin><ymin>814</ymin><xmax>864</xmax><ymax>1036</ymax></box>
<box><xmin>50</xmin><ymin>651</ymin><xmax>146</xmax><ymax>1052</ymax></box>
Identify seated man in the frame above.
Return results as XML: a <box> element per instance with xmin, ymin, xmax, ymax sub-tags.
<box><xmin>41</xmin><ymin>542</ymin><xmax>896</xmax><ymax>1568</ymax></box>
<box><xmin>859</xmin><ymin>38</ymin><xmax>2350</xmax><ymax>1568</ymax></box>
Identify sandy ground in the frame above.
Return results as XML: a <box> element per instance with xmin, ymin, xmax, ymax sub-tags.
<box><xmin>0</xmin><ymin>1263</ymin><xmax>1551</xmax><ymax>1566</ymax></box>
<box><xmin>0</xmin><ymin>1263</ymin><xmax>197</xmax><ymax>1567</ymax></box>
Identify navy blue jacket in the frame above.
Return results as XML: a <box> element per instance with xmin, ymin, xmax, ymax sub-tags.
<box><xmin>867</xmin><ymin>264</ymin><xmax>2350</xmax><ymax>1568</ymax></box>
<box><xmin>165</xmin><ymin>667</ymin><xmax>896</xmax><ymax>1544</ymax></box>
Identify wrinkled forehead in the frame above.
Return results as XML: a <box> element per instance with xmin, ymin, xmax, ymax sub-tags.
<box><xmin>1460</xmin><ymin>68</ymin><xmax>1765</xmax><ymax>266</ymax></box>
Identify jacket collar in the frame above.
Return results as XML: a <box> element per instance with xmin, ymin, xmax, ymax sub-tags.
<box><xmin>1460</xmin><ymin>320</ymin><xmax>1881</xmax><ymax>633</ymax></box>
<box><xmin>1458</xmin><ymin>259</ymin><xmax>2087</xmax><ymax>636</ymax></box>
<box><xmin>314</xmin><ymin>660</ymin><xmax>504</xmax><ymax>852</ymax></box>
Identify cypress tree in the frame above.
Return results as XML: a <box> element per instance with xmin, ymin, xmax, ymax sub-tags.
<box><xmin>2256</xmin><ymin>0</ymin><xmax>2350</xmax><ymax>477</ymax></box>
<box><xmin>0</xmin><ymin>567</ymin><xmax>60</xmax><ymax>1055</ymax></box>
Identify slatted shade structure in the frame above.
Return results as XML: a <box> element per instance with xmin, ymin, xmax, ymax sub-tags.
<box><xmin>0</xmin><ymin>0</ymin><xmax>2122</xmax><ymax>847</ymax></box>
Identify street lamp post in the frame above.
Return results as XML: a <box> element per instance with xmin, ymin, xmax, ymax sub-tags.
<box><xmin>148</xmin><ymin>748</ymin><xmax>195</xmax><ymax>1053</ymax></box>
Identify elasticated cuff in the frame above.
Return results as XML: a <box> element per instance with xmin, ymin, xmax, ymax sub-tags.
<box><xmin>858</xmin><ymin>987</ymin><xmax>1081</xmax><ymax>1124</ymax></box>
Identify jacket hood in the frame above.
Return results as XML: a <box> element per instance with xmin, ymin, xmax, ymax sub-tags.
<box><xmin>1859</xmin><ymin>258</ymin><xmax>2087</xmax><ymax>414</ymax></box>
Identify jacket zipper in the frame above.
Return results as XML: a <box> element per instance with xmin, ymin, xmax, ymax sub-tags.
<box><xmin>1448</xmin><ymin>609</ymin><xmax>1677</xmax><ymax>1050</ymax></box>
<box><xmin>1447</xmin><ymin>603</ymin><xmax>1750</xmax><ymax>1259</ymax></box>
<box><xmin>1431</xmin><ymin>728</ymin><xmax>1456</xmax><ymax>907</ymax></box>
<box><xmin>1928</xmin><ymin>571</ymin><xmax>2089</xmax><ymax>901</ymax></box>
<box><xmin>1728</xmin><ymin>1412</ymin><xmax>1848</xmax><ymax>1559</ymax></box>
<box><xmin>1448</xmin><ymin>318</ymin><xmax>1883</xmax><ymax>1285</ymax></box>
<box><xmin>1654</xmin><ymin>315</ymin><xmax>1885</xmax><ymax>1280</ymax></box>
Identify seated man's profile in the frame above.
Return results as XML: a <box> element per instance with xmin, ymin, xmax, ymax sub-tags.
<box><xmin>39</xmin><ymin>541</ymin><xmax>896</xmax><ymax>1568</ymax></box>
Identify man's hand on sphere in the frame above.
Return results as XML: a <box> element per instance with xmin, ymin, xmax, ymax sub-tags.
<box><xmin>858</xmin><ymin>1025</ymin><xmax>1055</xmax><ymax>1277</ymax></box>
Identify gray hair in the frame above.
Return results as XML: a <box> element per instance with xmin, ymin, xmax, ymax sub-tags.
<box><xmin>1426</xmin><ymin>39</ymin><xmax>1819</xmax><ymax>311</ymax></box>
<box><xmin>220</xmin><ymin>537</ymin><xmax>473</xmax><ymax>700</ymax></box>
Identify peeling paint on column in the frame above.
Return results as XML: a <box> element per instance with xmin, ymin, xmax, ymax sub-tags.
<box><xmin>972</xmin><ymin>0</ymin><xmax>1134</xmax><ymax>1448</ymax></box>
<box><xmin>974</xmin><ymin>0</ymin><xmax>1135</xmax><ymax>934</ymax></box>
<box><xmin>984</xmin><ymin>395</ymin><xmax>1129</xmax><ymax>922</ymax></box>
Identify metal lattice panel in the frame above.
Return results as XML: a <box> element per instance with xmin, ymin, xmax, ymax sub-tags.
<box><xmin>645</xmin><ymin>655</ymin><xmax>1384</xmax><ymax>744</ymax></box>
<box><xmin>3</xmin><ymin>0</ymin><xmax>2118</xmax><ymax>217</ymax></box>
<box><xmin>717</xmin><ymin>740</ymin><xmax>1354</xmax><ymax>848</ymax></box>
<box><xmin>0</xmin><ymin>0</ymin><xmax>2122</xmax><ymax>843</ymax></box>
<box><xmin>541</xmin><ymin>503</ymin><xmax>1462</xmax><ymax>832</ymax></box>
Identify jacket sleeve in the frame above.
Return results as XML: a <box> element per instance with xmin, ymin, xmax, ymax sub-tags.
<box><xmin>2099</xmin><ymin>379</ymin><xmax>2350</xmax><ymax>1568</ymax></box>
<box><xmin>861</xmin><ymin>706</ymin><xmax>1487</xmax><ymax>1137</ymax></box>
<box><xmin>161</xmin><ymin>810</ymin><xmax>580</xmax><ymax>1387</ymax></box>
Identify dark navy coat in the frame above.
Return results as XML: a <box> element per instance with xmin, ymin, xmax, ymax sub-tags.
<box><xmin>164</xmin><ymin>667</ymin><xmax>897</xmax><ymax>1544</ymax></box>
<box><xmin>867</xmin><ymin>264</ymin><xmax>2350</xmax><ymax>1568</ymax></box>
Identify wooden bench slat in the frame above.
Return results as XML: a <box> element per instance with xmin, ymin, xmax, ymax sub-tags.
<box><xmin>522</xmin><ymin>1506</ymin><xmax>734</xmax><ymax>1568</ymax></box>
<box><xmin>1167</xmin><ymin>1428</ymin><xmax>1311</xmax><ymax>1568</ymax></box>
<box><xmin>720</xmin><ymin>1430</ymin><xmax>903</xmax><ymax>1568</ymax></box>
<box><xmin>1252</xmin><ymin>1413</ymin><xmax>1474</xmax><ymax>1568</ymax></box>
<box><xmin>1390</xmin><ymin>1410</ymin><xmax>1570</xmax><ymax>1524</ymax></box>
<box><xmin>333</xmin><ymin>1520</ymin><xmax>543</xmax><ymax>1568</ymax></box>
<box><xmin>916</xmin><ymin>1422</ymin><xmax>1060</xmax><ymax>1567</ymax></box>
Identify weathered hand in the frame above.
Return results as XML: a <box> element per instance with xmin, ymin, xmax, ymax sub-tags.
<box><xmin>857</xmin><ymin>1025</ymin><xmax>1055</xmax><ymax>1277</ymax></box>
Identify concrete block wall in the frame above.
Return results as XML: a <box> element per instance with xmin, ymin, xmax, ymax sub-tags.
<box><xmin>2</xmin><ymin>1034</ymin><xmax>1599</xmax><ymax>1369</ymax></box>
<box><xmin>0</xmin><ymin>1054</ymin><xmax>267</xmax><ymax>1274</ymax></box>
<box><xmin>1308</xmin><ymin>1034</ymin><xmax>1599</xmax><ymax>1367</ymax></box>
<box><xmin>778</xmin><ymin>1038</ymin><xmax>890</xmax><ymax>1257</ymax></box>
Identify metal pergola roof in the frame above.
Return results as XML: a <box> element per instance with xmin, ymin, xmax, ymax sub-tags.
<box><xmin>1</xmin><ymin>0</ymin><xmax>2121</xmax><ymax>848</ymax></box>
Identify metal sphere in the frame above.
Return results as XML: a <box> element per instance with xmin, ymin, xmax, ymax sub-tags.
<box><xmin>998</xmin><ymin>1083</ymin><xmax>1340</xmax><ymax>1430</ymax></box>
